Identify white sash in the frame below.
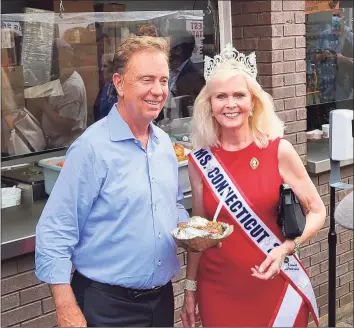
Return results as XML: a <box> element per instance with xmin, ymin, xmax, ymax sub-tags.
<box><xmin>190</xmin><ymin>148</ymin><xmax>319</xmax><ymax>327</ymax></box>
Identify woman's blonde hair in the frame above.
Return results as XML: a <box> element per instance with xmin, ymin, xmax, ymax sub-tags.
<box><xmin>191</xmin><ymin>60</ymin><xmax>284</xmax><ymax>149</ymax></box>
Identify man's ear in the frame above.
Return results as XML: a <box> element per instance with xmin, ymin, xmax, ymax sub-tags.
<box><xmin>112</xmin><ymin>72</ymin><xmax>124</xmax><ymax>97</ymax></box>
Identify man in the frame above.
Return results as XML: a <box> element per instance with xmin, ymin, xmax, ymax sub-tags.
<box><xmin>317</xmin><ymin>9</ymin><xmax>353</xmax><ymax>101</ymax></box>
<box><xmin>167</xmin><ymin>30</ymin><xmax>205</xmax><ymax>118</ymax></box>
<box><xmin>36</xmin><ymin>38</ymin><xmax>87</xmax><ymax>148</ymax></box>
<box><xmin>35</xmin><ymin>36</ymin><xmax>189</xmax><ymax>327</ymax></box>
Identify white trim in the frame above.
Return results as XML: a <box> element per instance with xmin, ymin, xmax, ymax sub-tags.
<box><xmin>273</xmin><ymin>284</ymin><xmax>302</xmax><ymax>327</ymax></box>
<box><xmin>218</xmin><ymin>0</ymin><xmax>232</xmax><ymax>49</ymax></box>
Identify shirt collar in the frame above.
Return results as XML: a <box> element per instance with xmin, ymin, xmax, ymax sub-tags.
<box><xmin>107</xmin><ymin>104</ymin><xmax>159</xmax><ymax>143</ymax></box>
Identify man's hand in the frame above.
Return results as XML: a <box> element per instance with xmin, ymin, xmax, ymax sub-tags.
<box><xmin>56</xmin><ymin>304</ymin><xmax>87</xmax><ymax>327</ymax></box>
<box><xmin>180</xmin><ymin>290</ymin><xmax>201</xmax><ymax>327</ymax></box>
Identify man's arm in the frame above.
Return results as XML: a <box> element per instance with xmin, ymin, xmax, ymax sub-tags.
<box><xmin>35</xmin><ymin>138</ymin><xmax>102</xmax><ymax>326</ymax></box>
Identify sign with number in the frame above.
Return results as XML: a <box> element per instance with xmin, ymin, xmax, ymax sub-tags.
<box><xmin>186</xmin><ymin>20</ymin><xmax>204</xmax><ymax>63</ymax></box>
<box><xmin>305</xmin><ymin>1</ymin><xmax>340</xmax><ymax>14</ymax></box>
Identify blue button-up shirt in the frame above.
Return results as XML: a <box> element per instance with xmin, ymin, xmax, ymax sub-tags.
<box><xmin>35</xmin><ymin>105</ymin><xmax>189</xmax><ymax>289</ymax></box>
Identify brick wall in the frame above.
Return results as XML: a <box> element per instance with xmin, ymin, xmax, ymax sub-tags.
<box><xmin>1</xmin><ymin>248</ymin><xmax>188</xmax><ymax>327</ymax></box>
<box><xmin>232</xmin><ymin>0</ymin><xmax>307</xmax><ymax>163</ymax></box>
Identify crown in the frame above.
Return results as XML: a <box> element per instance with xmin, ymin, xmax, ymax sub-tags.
<box><xmin>204</xmin><ymin>43</ymin><xmax>258</xmax><ymax>81</ymax></box>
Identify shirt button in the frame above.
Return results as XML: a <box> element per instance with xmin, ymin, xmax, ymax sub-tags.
<box><xmin>158</xmin><ymin>233</ymin><xmax>162</xmax><ymax>238</ymax></box>
<box><xmin>154</xmin><ymin>204</ymin><xmax>158</xmax><ymax>211</ymax></box>
<box><xmin>158</xmin><ymin>260</ymin><xmax>161</xmax><ymax>266</ymax></box>
<box><xmin>134</xmin><ymin>140</ymin><xmax>138</xmax><ymax>144</ymax></box>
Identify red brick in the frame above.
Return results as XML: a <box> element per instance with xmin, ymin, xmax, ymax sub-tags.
<box><xmin>284</xmin><ymin>24</ymin><xmax>306</xmax><ymax>37</ymax></box>
<box><xmin>1</xmin><ymin>259</ymin><xmax>17</xmax><ymax>278</ymax></box>
<box><xmin>21</xmin><ymin>312</ymin><xmax>57</xmax><ymax>328</ymax></box>
<box><xmin>316</xmin><ymin>184</ymin><xmax>329</xmax><ymax>196</ymax></box>
<box><xmin>271</xmin><ymin>37</ymin><xmax>296</xmax><ymax>50</ymax></box>
<box><xmin>274</xmin><ymin>86</ymin><xmax>296</xmax><ymax>99</ymax></box>
<box><xmin>172</xmin><ymin>280</ymin><xmax>185</xmax><ymax>296</ymax></box>
<box><xmin>296</xmin><ymin>60</ymin><xmax>307</xmax><ymax>72</ymax></box>
<box><xmin>311</xmin><ymin>250</ymin><xmax>328</xmax><ymax>266</ymax></box>
<box><xmin>307</xmin><ymin>264</ymin><xmax>321</xmax><ymax>278</ymax></box>
<box><xmin>283</xmin><ymin>61</ymin><xmax>296</xmax><ymax>73</ymax></box>
<box><xmin>259</xmin><ymin>12</ymin><xmax>284</xmax><ymax>25</ymax></box>
<box><xmin>172</xmin><ymin>265</ymin><xmax>186</xmax><ymax>282</ymax></box>
<box><xmin>232</xmin><ymin>13</ymin><xmax>258</xmax><ymax>27</ymax></box>
<box><xmin>340</xmin><ymin>271</ymin><xmax>353</xmax><ymax>286</ymax></box>
<box><xmin>174</xmin><ymin>307</ymin><xmax>182</xmax><ymax>322</ymax></box>
<box><xmin>300</xmin><ymin>243</ymin><xmax>320</xmax><ymax>258</ymax></box>
<box><xmin>277</xmin><ymin>110</ymin><xmax>296</xmax><ymax>123</ymax></box>
<box><xmin>257</xmin><ymin>50</ymin><xmax>283</xmax><ymax>63</ymax></box>
<box><xmin>258</xmin><ymin>75</ymin><xmax>283</xmax><ymax>88</ymax></box>
<box><xmin>1</xmin><ymin>301</ymin><xmax>42</xmax><ymax>327</ymax></box>
<box><xmin>284</xmin><ymin>48</ymin><xmax>306</xmax><ymax>61</ymax></box>
<box><xmin>295</xmin><ymin>12</ymin><xmax>306</xmax><ymax>23</ymax></box>
<box><xmin>297</xmin><ymin>131</ymin><xmax>307</xmax><ymax>143</ymax></box>
<box><xmin>232</xmin><ymin>27</ymin><xmax>243</xmax><ymax>39</ymax></box>
<box><xmin>296</xmin><ymin>36</ymin><xmax>306</xmax><ymax>48</ymax></box>
<box><xmin>271</xmin><ymin>1</ymin><xmax>282</xmax><ymax>11</ymax></box>
<box><xmin>272</xmin><ymin>25</ymin><xmax>283</xmax><ymax>37</ymax></box>
<box><xmin>42</xmin><ymin>297</ymin><xmax>55</xmax><ymax>314</ymax></box>
<box><xmin>337</xmin><ymin>283</ymin><xmax>350</xmax><ymax>297</ymax></box>
<box><xmin>311</xmin><ymin>271</ymin><xmax>328</xmax><ymax>286</ymax></box>
<box><xmin>284</xmin><ymin>72</ymin><xmax>306</xmax><ymax>85</ymax></box>
<box><xmin>284</xmin><ymin>97</ymin><xmax>306</xmax><ymax>110</ymax></box>
<box><xmin>283</xmin><ymin>1</ymin><xmax>305</xmax><ymax>11</ymax></box>
<box><xmin>242</xmin><ymin>1</ymin><xmax>271</xmax><ymax>13</ymax></box>
<box><xmin>1</xmin><ymin>271</ymin><xmax>40</xmax><ymax>295</ymax></box>
<box><xmin>340</xmin><ymin>292</ymin><xmax>353</xmax><ymax>307</ymax></box>
<box><xmin>233</xmin><ymin>38</ymin><xmax>259</xmax><ymax>51</ymax></box>
<box><xmin>244</xmin><ymin>26</ymin><xmax>272</xmax><ymax>38</ymax></box>
<box><xmin>296</xmin><ymin>84</ymin><xmax>307</xmax><ymax>96</ymax></box>
<box><xmin>340</xmin><ymin>231</ymin><xmax>354</xmax><ymax>243</ymax></box>
<box><xmin>337</xmin><ymin>241</ymin><xmax>351</xmax><ymax>255</ymax></box>
<box><xmin>319</xmin><ymin>172</ymin><xmax>330</xmax><ymax>185</ymax></box>
<box><xmin>296</xmin><ymin>107</ymin><xmax>307</xmax><ymax>120</ymax></box>
<box><xmin>231</xmin><ymin>3</ymin><xmax>242</xmax><ymax>14</ymax></box>
<box><xmin>340</xmin><ymin>250</ymin><xmax>354</xmax><ymax>264</ymax></box>
<box><xmin>317</xmin><ymin>292</ymin><xmax>328</xmax><ymax>307</ymax></box>
<box><xmin>285</xmin><ymin>120</ymin><xmax>307</xmax><ymax>134</ymax></box>
<box><xmin>1</xmin><ymin>293</ymin><xmax>20</xmax><ymax>312</ymax></box>
<box><xmin>274</xmin><ymin>99</ymin><xmax>284</xmax><ymax>111</ymax></box>
<box><xmin>20</xmin><ymin>284</ymin><xmax>51</xmax><ymax>305</ymax></box>
<box><xmin>294</xmin><ymin>143</ymin><xmax>307</xmax><ymax>155</ymax></box>
<box><xmin>283</xmin><ymin>12</ymin><xmax>295</xmax><ymax>24</ymax></box>
<box><xmin>284</xmin><ymin>134</ymin><xmax>297</xmax><ymax>145</ymax></box>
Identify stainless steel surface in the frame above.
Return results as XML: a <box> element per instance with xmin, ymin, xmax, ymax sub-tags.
<box><xmin>307</xmin><ymin>139</ymin><xmax>354</xmax><ymax>174</ymax></box>
<box><xmin>1</xmin><ymin>200</ymin><xmax>46</xmax><ymax>260</ymax></box>
<box><xmin>1</xmin><ymin>191</ymin><xmax>193</xmax><ymax>260</ymax></box>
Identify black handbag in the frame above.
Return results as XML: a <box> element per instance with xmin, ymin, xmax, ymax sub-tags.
<box><xmin>277</xmin><ymin>184</ymin><xmax>306</xmax><ymax>239</ymax></box>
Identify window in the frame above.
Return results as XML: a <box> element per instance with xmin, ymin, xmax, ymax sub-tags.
<box><xmin>305</xmin><ymin>1</ymin><xmax>353</xmax><ymax>168</ymax></box>
<box><xmin>1</xmin><ymin>0</ymin><xmax>220</xmax><ymax>160</ymax></box>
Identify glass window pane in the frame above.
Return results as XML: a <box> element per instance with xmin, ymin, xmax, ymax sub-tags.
<box><xmin>1</xmin><ymin>0</ymin><xmax>219</xmax><ymax>159</ymax></box>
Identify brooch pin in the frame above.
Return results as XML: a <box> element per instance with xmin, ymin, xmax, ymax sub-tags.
<box><xmin>250</xmin><ymin>157</ymin><xmax>259</xmax><ymax>170</ymax></box>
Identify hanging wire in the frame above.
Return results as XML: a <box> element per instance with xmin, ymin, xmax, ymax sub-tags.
<box><xmin>59</xmin><ymin>0</ymin><xmax>64</xmax><ymax>19</ymax></box>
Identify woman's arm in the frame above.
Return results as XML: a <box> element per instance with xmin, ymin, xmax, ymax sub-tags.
<box><xmin>252</xmin><ymin>139</ymin><xmax>326</xmax><ymax>279</ymax></box>
<box><xmin>185</xmin><ymin>161</ymin><xmax>205</xmax><ymax>281</ymax></box>
<box><xmin>278</xmin><ymin>139</ymin><xmax>326</xmax><ymax>250</ymax></box>
<box><xmin>180</xmin><ymin>161</ymin><xmax>205</xmax><ymax>327</ymax></box>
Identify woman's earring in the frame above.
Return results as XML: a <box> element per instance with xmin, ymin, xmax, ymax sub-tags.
<box><xmin>249</xmin><ymin>107</ymin><xmax>254</xmax><ymax>117</ymax></box>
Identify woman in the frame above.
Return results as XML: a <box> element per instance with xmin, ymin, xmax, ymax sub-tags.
<box><xmin>180</xmin><ymin>47</ymin><xmax>326</xmax><ymax>327</ymax></box>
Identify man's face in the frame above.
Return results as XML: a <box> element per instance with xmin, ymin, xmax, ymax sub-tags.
<box><xmin>113</xmin><ymin>50</ymin><xmax>169</xmax><ymax>123</ymax></box>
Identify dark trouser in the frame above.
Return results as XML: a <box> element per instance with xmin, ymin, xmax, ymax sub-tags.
<box><xmin>71</xmin><ymin>271</ymin><xmax>174</xmax><ymax>327</ymax></box>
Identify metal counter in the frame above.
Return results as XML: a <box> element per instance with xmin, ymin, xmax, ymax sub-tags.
<box><xmin>307</xmin><ymin>139</ymin><xmax>353</xmax><ymax>174</ymax></box>
<box><xmin>1</xmin><ymin>192</ymin><xmax>192</xmax><ymax>261</ymax></box>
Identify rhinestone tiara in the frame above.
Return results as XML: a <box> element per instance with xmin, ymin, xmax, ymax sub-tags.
<box><xmin>204</xmin><ymin>43</ymin><xmax>258</xmax><ymax>81</ymax></box>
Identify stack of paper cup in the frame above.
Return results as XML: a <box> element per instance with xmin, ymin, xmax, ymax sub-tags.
<box><xmin>322</xmin><ymin>124</ymin><xmax>329</xmax><ymax>138</ymax></box>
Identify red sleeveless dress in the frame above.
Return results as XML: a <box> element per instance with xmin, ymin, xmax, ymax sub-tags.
<box><xmin>194</xmin><ymin>139</ymin><xmax>309</xmax><ymax>327</ymax></box>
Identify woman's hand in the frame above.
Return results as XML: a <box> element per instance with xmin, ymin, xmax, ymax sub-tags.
<box><xmin>180</xmin><ymin>290</ymin><xmax>201</xmax><ymax>327</ymax></box>
<box><xmin>251</xmin><ymin>245</ymin><xmax>288</xmax><ymax>280</ymax></box>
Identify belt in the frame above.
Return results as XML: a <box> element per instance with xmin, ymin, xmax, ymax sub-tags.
<box><xmin>74</xmin><ymin>271</ymin><xmax>165</xmax><ymax>300</ymax></box>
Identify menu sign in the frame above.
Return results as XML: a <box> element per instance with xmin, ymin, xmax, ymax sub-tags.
<box><xmin>21</xmin><ymin>8</ymin><xmax>55</xmax><ymax>87</ymax></box>
<box><xmin>305</xmin><ymin>0</ymin><xmax>340</xmax><ymax>14</ymax></box>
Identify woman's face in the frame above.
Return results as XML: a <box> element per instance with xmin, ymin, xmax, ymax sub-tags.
<box><xmin>209</xmin><ymin>75</ymin><xmax>254</xmax><ymax>130</ymax></box>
